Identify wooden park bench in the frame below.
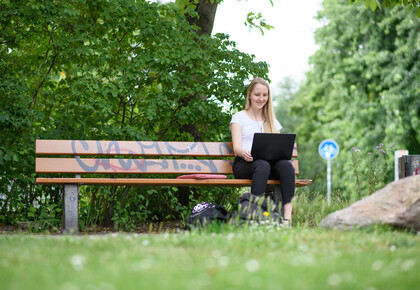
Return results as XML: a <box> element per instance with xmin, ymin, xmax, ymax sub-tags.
<box><xmin>35</xmin><ymin>140</ymin><xmax>312</xmax><ymax>233</ymax></box>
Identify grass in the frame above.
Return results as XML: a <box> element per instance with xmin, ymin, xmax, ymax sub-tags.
<box><xmin>1</xmin><ymin>189</ymin><xmax>419</xmax><ymax>289</ymax></box>
<box><xmin>1</xmin><ymin>225</ymin><xmax>419</xmax><ymax>290</ymax></box>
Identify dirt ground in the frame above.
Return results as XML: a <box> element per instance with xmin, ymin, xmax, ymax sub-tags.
<box><xmin>0</xmin><ymin>221</ymin><xmax>185</xmax><ymax>235</ymax></box>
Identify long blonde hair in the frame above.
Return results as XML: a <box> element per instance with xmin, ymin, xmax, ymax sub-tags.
<box><xmin>245</xmin><ymin>77</ymin><xmax>277</xmax><ymax>133</ymax></box>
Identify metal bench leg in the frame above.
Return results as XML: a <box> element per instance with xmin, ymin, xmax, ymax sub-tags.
<box><xmin>63</xmin><ymin>184</ymin><xmax>79</xmax><ymax>234</ymax></box>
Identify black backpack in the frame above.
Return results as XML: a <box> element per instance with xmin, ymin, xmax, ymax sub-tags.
<box><xmin>231</xmin><ymin>192</ymin><xmax>283</xmax><ymax>224</ymax></box>
<box><xmin>185</xmin><ymin>202</ymin><xmax>231</xmax><ymax>230</ymax></box>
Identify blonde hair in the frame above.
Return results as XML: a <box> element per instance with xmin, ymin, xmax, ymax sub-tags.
<box><xmin>245</xmin><ymin>77</ymin><xmax>277</xmax><ymax>133</ymax></box>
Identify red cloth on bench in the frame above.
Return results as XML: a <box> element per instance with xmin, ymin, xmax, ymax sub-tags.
<box><xmin>176</xmin><ymin>174</ymin><xmax>227</xmax><ymax>179</ymax></box>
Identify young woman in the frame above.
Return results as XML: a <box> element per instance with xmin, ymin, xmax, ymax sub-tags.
<box><xmin>230</xmin><ymin>77</ymin><xmax>295</xmax><ymax>226</ymax></box>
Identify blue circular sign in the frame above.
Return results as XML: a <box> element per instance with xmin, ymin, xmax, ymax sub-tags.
<box><xmin>319</xmin><ymin>139</ymin><xmax>339</xmax><ymax>160</ymax></box>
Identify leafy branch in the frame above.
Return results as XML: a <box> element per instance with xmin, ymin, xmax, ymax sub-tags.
<box><xmin>245</xmin><ymin>12</ymin><xmax>275</xmax><ymax>35</ymax></box>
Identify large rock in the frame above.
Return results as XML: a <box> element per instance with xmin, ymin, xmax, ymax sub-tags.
<box><xmin>320</xmin><ymin>175</ymin><xmax>420</xmax><ymax>231</ymax></box>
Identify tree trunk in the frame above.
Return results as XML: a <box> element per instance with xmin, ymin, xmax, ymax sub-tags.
<box><xmin>180</xmin><ymin>0</ymin><xmax>219</xmax><ymax>141</ymax></box>
<box><xmin>176</xmin><ymin>1</ymin><xmax>219</xmax><ymax>208</ymax></box>
<box><xmin>186</xmin><ymin>0</ymin><xmax>219</xmax><ymax>36</ymax></box>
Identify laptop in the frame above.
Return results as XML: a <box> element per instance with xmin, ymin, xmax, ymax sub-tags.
<box><xmin>251</xmin><ymin>133</ymin><xmax>296</xmax><ymax>161</ymax></box>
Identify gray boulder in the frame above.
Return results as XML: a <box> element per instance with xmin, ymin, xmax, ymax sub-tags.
<box><xmin>320</xmin><ymin>175</ymin><xmax>420</xmax><ymax>231</ymax></box>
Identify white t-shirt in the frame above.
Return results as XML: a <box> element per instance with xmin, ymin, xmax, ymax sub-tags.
<box><xmin>230</xmin><ymin>110</ymin><xmax>282</xmax><ymax>151</ymax></box>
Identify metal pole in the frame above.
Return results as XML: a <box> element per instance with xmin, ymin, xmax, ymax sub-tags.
<box><xmin>327</xmin><ymin>158</ymin><xmax>331</xmax><ymax>206</ymax></box>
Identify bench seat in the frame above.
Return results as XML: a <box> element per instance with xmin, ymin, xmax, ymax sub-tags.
<box><xmin>36</xmin><ymin>177</ymin><xmax>313</xmax><ymax>187</ymax></box>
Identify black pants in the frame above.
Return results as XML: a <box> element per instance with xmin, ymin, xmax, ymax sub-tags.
<box><xmin>233</xmin><ymin>157</ymin><xmax>295</xmax><ymax>204</ymax></box>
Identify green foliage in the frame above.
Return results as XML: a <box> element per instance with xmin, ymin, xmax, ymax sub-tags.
<box><xmin>273</xmin><ymin>77</ymin><xmax>300</xmax><ymax>134</ymax></box>
<box><xmin>283</xmin><ymin>0</ymin><xmax>419</xmax><ymax>195</ymax></box>
<box><xmin>0</xmin><ymin>0</ymin><xmax>268</xmax><ymax>228</ymax></box>
<box><xmin>292</xmin><ymin>188</ymin><xmax>352</xmax><ymax>227</ymax></box>
<box><xmin>245</xmin><ymin>12</ymin><xmax>275</xmax><ymax>35</ymax></box>
<box><xmin>176</xmin><ymin>0</ymin><xmax>275</xmax><ymax>35</ymax></box>
<box><xmin>350</xmin><ymin>143</ymin><xmax>393</xmax><ymax>197</ymax></box>
<box><xmin>350</xmin><ymin>0</ymin><xmax>420</xmax><ymax>16</ymax></box>
<box><xmin>76</xmin><ymin>184</ymin><xmax>240</xmax><ymax>231</ymax></box>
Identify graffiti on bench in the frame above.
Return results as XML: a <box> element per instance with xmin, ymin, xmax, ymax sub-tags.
<box><xmin>70</xmin><ymin>140</ymin><xmax>233</xmax><ymax>155</ymax></box>
<box><xmin>71</xmin><ymin>140</ymin><xmax>233</xmax><ymax>173</ymax></box>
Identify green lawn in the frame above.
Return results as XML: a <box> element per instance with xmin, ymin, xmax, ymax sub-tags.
<box><xmin>1</xmin><ymin>225</ymin><xmax>419</xmax><ymax>290</ymax></box>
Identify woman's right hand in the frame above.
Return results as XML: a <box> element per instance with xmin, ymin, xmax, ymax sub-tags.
<box><xmin>242</xmin><ymin>150</ymin><xmax>253</xmax><ymax>162</ymax></box>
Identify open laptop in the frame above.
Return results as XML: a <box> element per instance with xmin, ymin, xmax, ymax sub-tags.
<box><xmin>251</xmin><ymin>133</ymin><xmax>296</xmax><ymax>161</ymax></box>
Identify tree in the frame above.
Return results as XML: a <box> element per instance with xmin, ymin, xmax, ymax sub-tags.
<box><xmin>0</xmin><ymin>0</ymin><xmax>269</xmax><ymax>227</ymax></box>
<box><xmin>351</xmin><ymin>0</ymin><xmax>420</xmax><ymax>16</ymax></box>
<box><xmin>176</xmin><ymin>0</ymin><xmax>275</xmax><ymax>36</ymax></box>
<box><xmin>288</xmin><ymin>0</ymin><xmax>419</xmax><ymax>196</ymax></box>
<box><xmin>273</xmin><ymin>77</ymin><xmax>300</xmax><ymax>134</ymax></box>
<box><xmin>179</xmin><ymin>0</ymin><xmax>219</xmax><ymax>36</ymax></box>
<box><xmin>170</xmin><ymin>0</ymin><xmax>274</xmax><ymax>205</ymax></box>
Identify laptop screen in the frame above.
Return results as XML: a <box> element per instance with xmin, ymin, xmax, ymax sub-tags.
<box><xmin>251</xmin><ymin>133</ymin><xmax>296</xmax><ymax>161</ymax></box>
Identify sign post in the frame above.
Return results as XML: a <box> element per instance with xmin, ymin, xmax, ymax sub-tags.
<box><xmin>318</xmin><ymin>139</ymin><xmax>339</xmax><ymax>206</ymax></box>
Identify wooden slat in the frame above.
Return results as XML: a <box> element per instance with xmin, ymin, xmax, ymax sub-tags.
<box><xmin>36</xmin><ymin>158</ymin><xmax>300</xmax><ymax>175</ymax></box>
<box><xmin>36</xmin><ymin>140</ymin><xmax>235</xmax><ymax>157</ymax></box>
<box><xmin>36</xmin><ymin>158</ymin><xmax>233</xmax><ymax>174</ymax></box>
<box><xmin>35</xmin><ymin>140</ymin><xmax>298</xmax><ymax>158</ymax></box>
<box><xmin>35</xmin><ymin>178</ymin><xmax>312</xmax><ymax>187</ymax></box>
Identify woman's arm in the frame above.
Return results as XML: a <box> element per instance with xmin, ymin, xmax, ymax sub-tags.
<box><xmin>231</xmin><ymin>123</ymin><xmax>243</xmax><ymax>157</ymax></box>
<box><xmin>231</xmin><ymin>123</ymin><xmax>253</xmax><ymax>162</ymax></box>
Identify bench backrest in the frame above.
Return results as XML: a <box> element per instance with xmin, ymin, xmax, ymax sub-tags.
<box><xmin>35</xmin><ymin>140</ymin><xmax>299</xmax><ymax>175</ymax></box>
